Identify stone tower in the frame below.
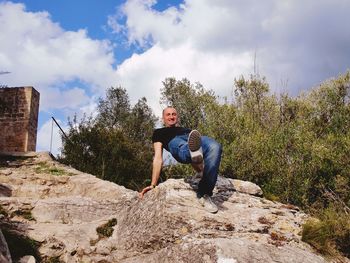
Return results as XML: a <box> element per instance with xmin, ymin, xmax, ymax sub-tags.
<box><xmin>0</xmin><ymin>87</ymin><xmax>40</xmax><ymax>153</ymax></box>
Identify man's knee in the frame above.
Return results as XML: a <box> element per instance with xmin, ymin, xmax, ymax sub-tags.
<box><xmin>203</xmin><ymin>140</ymin><xmax>222</xmax><ymax>161</ymax></box>
<box><xmin>211</xmin><ymin>140</ymin><xmax>222</xmax><ymax>155</ymax></box>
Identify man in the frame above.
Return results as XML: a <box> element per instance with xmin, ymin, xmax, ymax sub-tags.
<box><xmin>139</xmin><ymin>106</ymin><xmax>222</xmax><ymax>213</ymax></box>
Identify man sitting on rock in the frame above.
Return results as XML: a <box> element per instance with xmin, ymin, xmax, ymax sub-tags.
<box><xmin>139</xmin><ymin>106</ymin><xmax>222</xmax><ymax>213</ymax></box>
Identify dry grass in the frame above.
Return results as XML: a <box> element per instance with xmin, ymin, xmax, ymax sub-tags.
<box><xmin>302</xmin><ymin>207</ymin><xmax>350</xmax><ymax>259</ymax></box>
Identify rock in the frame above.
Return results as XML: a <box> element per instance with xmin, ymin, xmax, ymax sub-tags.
<box><xmin>230</xmin><ymin>179</ymin><xmax>263</xmax><ymax>196</ymax></box>
<box><xmin>19</xmin><ymin>255</ymin><xmax>36</xmax><ymax>263</ymax></box>
<box><xmin>0</xmin><ymin>229</ymin><xmax>12</xmax><ymax>263</ymax></box>
<box><xmin>0</xmin><ymin>184</ymin><xmax>12</xmax><ymax>197</ymax></box>
<box><xmin>186</xmin><ymin>175</ymin><xmax>263</xmax><ymax>196</ymax></box>
<box><xmin>103</xmin><ymin>179</ymin><xmax>327</xmax><ymax>263</ymax></box>
<box><xmin>31</xmin><ymin>197</ymin><xmax>125</xmax><ymax>223</ymax></box>
<box><xmin>0</xmin><ymin>169</ymin><xmax>12</xmax><ymax>176</ymax></box>
<box><xmin>0</xmin><ymin>152</ymin><xmax>347</xmax><ymax>263</ymax></box>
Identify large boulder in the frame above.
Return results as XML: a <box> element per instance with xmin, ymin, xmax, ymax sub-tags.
<box><xmin>0</xmin><ymin>152</ymin><xmax>344</xmax><ymax>262</ymax></box>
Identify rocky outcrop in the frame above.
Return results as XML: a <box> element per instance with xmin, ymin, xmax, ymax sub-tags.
<box><xmin>0</xmin><ymin>228</ymin><xmax>12</xmax><ymax>263</ymax></box>
<box><xmin>0</xmin><ymin>152</ymin><xmax>343</xmax><ymax>262</ymax></box>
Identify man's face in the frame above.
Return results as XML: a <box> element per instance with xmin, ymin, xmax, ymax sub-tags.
<box><xmin>163</xmin><ymin>107</ymin><xmax>178</xmax><ymax>127</ymax></box>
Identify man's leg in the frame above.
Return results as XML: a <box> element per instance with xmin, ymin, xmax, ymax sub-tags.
<box><xmin>197</xmin><ymin>136</ymin><xmax>222</xmax><ymax>197</ymax></box>
<box><xmin>169</xmin><ymin>134</ymin><xmax>204</xmax><ymax>175</ymax></box>
<box><xmin>168</xmin><ymin>135</ymin><xmax>192</xmax><ymax>164</ymax></box>
<box><xmin>169</xmin><ymin>134</ymin><xmax>222</xmax><ymax>213</ymax></box>
<box><xmin>169</xmin><ymin>134</ymin><xmax>222</xmax><ymax>196</ymax></box>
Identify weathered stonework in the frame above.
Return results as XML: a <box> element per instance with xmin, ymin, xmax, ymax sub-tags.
<box><xmin>0</xmin><ymin>87</ymin><xmax>40</xmax><ymax>153</ymax></box>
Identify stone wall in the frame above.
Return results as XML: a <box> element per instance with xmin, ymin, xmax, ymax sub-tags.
<box><xmin>0</xmin><ymin>87</ymin><xmax>40</xmax><ymax>153</ymax></box>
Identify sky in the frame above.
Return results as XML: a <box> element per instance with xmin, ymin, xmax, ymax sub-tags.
<box><xmin>0</xmin><ymin>0</ymin><xmax>350</xmax><ymax>156</ymax></box>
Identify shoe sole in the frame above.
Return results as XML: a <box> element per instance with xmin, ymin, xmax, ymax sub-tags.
<box><xmin>188</xmin><ymin>130</ymin><xmax>203</xmax><ymax>164</ymax></box>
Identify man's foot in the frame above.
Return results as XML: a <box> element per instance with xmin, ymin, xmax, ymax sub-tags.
<box><xmin>198</xmin><ymin>194</ymin><xmax>218</xmax><ymax>213</ymax></box>
<box><xmin>188</xmin><ymin>130</ymin><xmax>203</xmax><ymax>164</ymax></box>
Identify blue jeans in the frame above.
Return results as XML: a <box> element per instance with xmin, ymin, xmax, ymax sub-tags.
<box><xmin>168</xmin><ymin>134</ymin><xmax>222</xmax><ymax>197</ymax></box>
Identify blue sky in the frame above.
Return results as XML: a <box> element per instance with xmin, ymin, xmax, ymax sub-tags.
<box><xmin>8</xmin><ymin>0</ymin><xmax>182</xmax><ymax>61</ymax></box>
<box><xmin>1</xmin><ymin>0</ymin><xmax>350</xmax><ymax>155</ymax></box>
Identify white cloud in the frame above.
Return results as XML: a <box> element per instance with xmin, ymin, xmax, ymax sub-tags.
<box><xmin>120</xmin><ymin>0</ymin><xmax>184</xmax><ymax>48</ymax></box>
<box><xmin>40</xmin><ymin>87</ymin><xmax>90</xmax><ymax>110</ymax></box>
<box><xmin>0</xmin><ymin>2</ymin><xmax>117</xmax><ymax>111</ymax></box>
<box><xmin>115</xmin><ymin>41</ymin><xmax>252</xmax><ymax>115</ymax></box>
<box><xmin>114</xmin><ymin>0</ymin><xmax>274</xmax><ymax>51</ymax></box>
<box><xmin>111</xmin><ymin>0</ymin><xmax>350</xmax><ymax>96</ymax></box>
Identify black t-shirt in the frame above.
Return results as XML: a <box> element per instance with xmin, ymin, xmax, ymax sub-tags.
<box><xmin>152</xmin><ymin>127</ymin><xmax>191</xmax><ymax>151</ymax></box>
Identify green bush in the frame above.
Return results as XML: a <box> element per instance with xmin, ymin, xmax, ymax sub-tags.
<box><xmin>302</xmin><ymin>207</ymin><xmax>350</xmax><ymax>258</ymax></box>
<box><xmin>60</xmin><ymin>87</ymin><xmax>156</xmax><ymax>191</ymax></box>
<box><xmin>96</xmin><ymin>218</ymin><xmax>118</xmax><ymax>238</ymax></box>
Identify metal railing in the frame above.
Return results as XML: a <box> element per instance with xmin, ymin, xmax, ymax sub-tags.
<box><xmin>50</xmin><ymin>117</ymin><xmax>67</xmax><ymax>154</ymax></box>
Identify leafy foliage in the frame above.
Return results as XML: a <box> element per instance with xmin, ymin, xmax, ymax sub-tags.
<box><xmin>59</xmin><ymin>87</ymin><xmax>156</xmax><ymax>190</ymax></box>
<box><xmin>160</xmin><ymin>77</ymin><xmax>217</xmax><ymax>129</ymax></box>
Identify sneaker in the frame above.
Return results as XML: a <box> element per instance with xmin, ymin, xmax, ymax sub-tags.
<box><xmin>198</xmin><ymin>194</ymin><xmax>218</xmax><ymax>213</ymax></box>
<box><xmin>188</xmin><ymin>130</ymin><xmax>203</xmax><ymax>164</ymax></box>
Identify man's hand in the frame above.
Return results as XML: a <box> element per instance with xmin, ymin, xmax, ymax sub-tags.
<box><xmin>139</xmin><ymin>185</ymin><xmax>155</xmax><ymax>199</ymax></box>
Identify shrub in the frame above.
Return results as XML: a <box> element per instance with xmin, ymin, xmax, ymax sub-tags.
<box><xmin>96</xmin><ymin>218</ymin><xmax>118</xmax><ymax>238</ymax></box>
<box><xmin>302</xmin><ymin>207</ymin><xmax>350</xmax><ymax>258</ymax></box>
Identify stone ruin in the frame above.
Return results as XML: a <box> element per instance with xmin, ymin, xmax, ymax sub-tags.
<box><xmin>0</xmin><ymin>87</ymin><xmax>40</xmax><ymax>153</ymax></box>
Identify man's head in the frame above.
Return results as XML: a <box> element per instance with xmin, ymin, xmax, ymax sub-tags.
<box><xmin>162</xmin><ymin>106</ymin><xmax>178</xmax><ymax>127</ymax></box>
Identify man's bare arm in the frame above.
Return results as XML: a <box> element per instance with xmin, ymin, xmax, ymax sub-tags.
<box><xmin>139</xmin><ymin>142</ymin><xmax>163</xmax><ymax>198</ymax></box>
<box><xmin>151</xmin><ymin>142</ymin><xmax>163</xmax><ymax>186</ymax></box>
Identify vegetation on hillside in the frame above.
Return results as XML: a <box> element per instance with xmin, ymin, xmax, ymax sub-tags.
<box><xmin>59</xmin><ymin>87</ymin><xmax>156</xmax><ymax>190</ymax></box>
<box><xmin>60</xmin><ymin>72</ymin><xmax>350</xmax><ymax>259</ymax></box>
